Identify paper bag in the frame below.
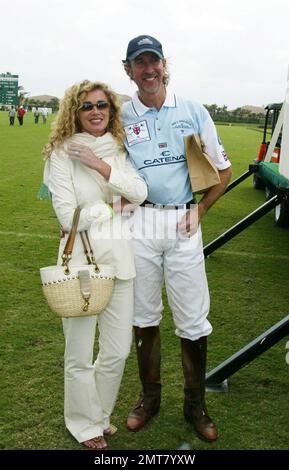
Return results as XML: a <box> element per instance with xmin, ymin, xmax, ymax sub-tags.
<box><xmin>184</xmin><ymin>134</ymin><xmax>220</xmax><ymax>193</ymax></box>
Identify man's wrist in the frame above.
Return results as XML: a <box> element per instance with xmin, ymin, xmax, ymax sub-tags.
<box><xmin>198</xmin><ymin>201</ymin><xmax>208</xmax><ymax>221</ymax></box>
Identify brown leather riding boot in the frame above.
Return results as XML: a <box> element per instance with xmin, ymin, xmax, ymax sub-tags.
<box><xmin>181</xmin><ymin>336</ymin><xmax>218</xmax><ymax>442</ymax></box>
<box><xmin>126</xmin><ymin>326</ymin><xmax>161</xmax><ymax>431</ymax></box>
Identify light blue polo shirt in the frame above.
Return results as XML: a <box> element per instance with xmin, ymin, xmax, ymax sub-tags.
<box><xmin>122</xmin><ymin>90</ymin><xmax>230</xmax><ymax>204</ymax></box>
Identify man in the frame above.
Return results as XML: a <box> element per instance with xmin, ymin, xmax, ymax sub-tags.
<box><xmin>17</xmin><ymin>105</ymin><xmax>26</xmax><ymax>126</ymax></box>
<box><xmin>8</xmin><ymin>106</ymin><xmax>16</xmax><ymax>125</ymax></box>
<box><xmin>42</xmin><ymin>106</ymin><xmax>48</xmax><ymax>124</ymax></box>
<box><xmin>34</xmin><ymin>106</ymin><xmax>40</xmax><ymax>124</ymax></box>
<box><xmin>121</xmin><ymin>35</ymin><xmax>232</xmax><ymax>442</ymax></box>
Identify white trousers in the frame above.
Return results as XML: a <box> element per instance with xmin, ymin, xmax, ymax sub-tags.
<box><xmin>62</xmin><ymin>278</ymin><xmax>133</xmax><ymax>443</ymax></box>
<box><xmin>132</xmin><ymin>207</ymin><xmax>212</xmax><ymax>341</ymax></box>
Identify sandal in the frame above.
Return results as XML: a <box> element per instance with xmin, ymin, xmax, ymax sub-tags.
<box><xmin>104</xmin><ymin>424</ymin><xmax>118</xmax><ymax>436</ymax></box>
<box><xmin>83</xmin><ymin>436</ymin><xmax>108</xmax><ymax>450</ymax></box>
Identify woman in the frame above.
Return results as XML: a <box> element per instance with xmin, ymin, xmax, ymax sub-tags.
<box><xmin>43</xmin><ymin>80</ymin><xmax>147</xmax><ymax>449</ymax></box>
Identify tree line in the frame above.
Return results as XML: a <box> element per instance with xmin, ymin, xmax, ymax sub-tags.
<box><xmin>17</xmin><ymin>82</ymin><xmax>266</xmax><ymax>123</ymax></box>
<box><xmin>204</xmin><ymin>104</ymin><xmax>265</xmax><ymax>125</ymax></box>
<box><xmin>18</xmin><ymin>88</ymin><xmax>59</xmax><ymax>111</ymax></box>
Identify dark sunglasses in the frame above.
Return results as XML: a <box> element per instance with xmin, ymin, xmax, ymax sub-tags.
<box><xmin>80</xmin><ymin>100</ymin><xmax>110</xmax><ymax>111</ymax></box>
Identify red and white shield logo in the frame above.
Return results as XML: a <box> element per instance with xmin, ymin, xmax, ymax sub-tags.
<box><xmin>133</xmin><ymin>124</ymin><xmax>141</xmax><ymax>135</ymax></box>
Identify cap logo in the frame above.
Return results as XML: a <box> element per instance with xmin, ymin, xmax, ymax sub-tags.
<box><xmin>137</xmin><ymin>38</ymin><xmax>153</xmax><ymax>46</ymax></box>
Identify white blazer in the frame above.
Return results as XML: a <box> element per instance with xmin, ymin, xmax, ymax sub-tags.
<box><xmin>45</xmin><ymin>132</ymin><xmax>147</xmax><ymax>280</ymax></box>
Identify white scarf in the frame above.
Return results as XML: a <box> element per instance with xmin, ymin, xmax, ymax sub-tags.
<box><xmin>64</xmin><ymin>131</ymin><xmax>120</xmax><ymax>159</ymax></box>
<box><xmin>44</xmin><ymin>132</ymin><xmax>122</xmax><ymax>188</ymax></box>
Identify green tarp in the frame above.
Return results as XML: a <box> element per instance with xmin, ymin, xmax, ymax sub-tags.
<box><xmin>257</xmin><ymin>162</ymin><xmax>289</xmax><ymax>189</ymax></box>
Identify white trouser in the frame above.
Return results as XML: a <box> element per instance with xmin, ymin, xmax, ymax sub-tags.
<box><xmin>132</xmin><ymin>207</ymin><xmax>212</xmax><ymax>341</ymax></box>
<box><xmin>62</xmin><ymin>278</ymin><xmax>133</xmax><ymax>443</ymax></box>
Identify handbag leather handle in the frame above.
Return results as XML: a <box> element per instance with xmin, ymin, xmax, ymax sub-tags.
<box><xmin>61</xmin><ymin>208</ymin><xmax>99</xmax><ymax>274</ymax></box>
<box><xmin>80</xmin><ymin>231</ymin><xmax>100</xmax><ymax>273</ymax></box>
<box><xmin>61</xmin><ymin>207</ymin><xmax>81</xmax><ymax>273</ymax></box>
<box><xmin>63</xmin><ymin>207</ymin><xmax>81</xmax><ymax>256</ymax></box>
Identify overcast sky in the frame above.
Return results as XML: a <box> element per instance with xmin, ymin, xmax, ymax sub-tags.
<box><xmin>1</xmin><ymin>0</ymin><xmax>288</xmax><ymax>109</ymax></box>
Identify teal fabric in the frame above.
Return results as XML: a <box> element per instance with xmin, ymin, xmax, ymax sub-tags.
<box><xmin>257</xmin><ymin>162</ymin><xmax>289</xmax><ymax>189</ymax></box>
<box><xmin>37</xmin><ymin>183</ymin><xmax>51</xmax><ymax>200</ymax></box>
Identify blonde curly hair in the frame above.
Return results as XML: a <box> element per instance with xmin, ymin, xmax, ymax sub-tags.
<box><xmin>43</xmin><ymin>80</ymin><xmax>125</xmax><ymax>157</ymax></box>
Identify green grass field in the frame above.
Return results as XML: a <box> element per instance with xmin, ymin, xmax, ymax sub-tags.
<box><xmin>0</xmin><ymin>111</ymin><xmax>288</xmax><ymax>450</ymax></box>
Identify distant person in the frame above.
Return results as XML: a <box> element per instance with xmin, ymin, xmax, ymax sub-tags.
<box><xmin>42</xmin><ymin>79</ymin><xmax>147</xmax><ymax>450</ymax></box>
<box><xmin>34</xmin><ymin>107</ymin><xmax>40</xmax><ymax>124</ymax></box>
<box><xmin>17</xmin><ymin>106</ymin><xmax>26</xmax><ymax>126</ymax></box>
<box><xmin>8</xmin><ymin>106</ymin><xmax>16</xmax><ymax>126</ymax></box>
<box><xmin>121</xmin><ymin>35</ymin><xmax>232</xmax><ymax>442</ymax></box>
<box><xmin>41</xmin><ymin>106</ymin><xmax>48</xmax><ymax>124</ymax></box>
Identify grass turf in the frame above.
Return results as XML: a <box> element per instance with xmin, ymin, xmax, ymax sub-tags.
<box><xmin>0</xmin><ymin>112</ymin><xmax>288</xmax><ymax>450</ymax></box>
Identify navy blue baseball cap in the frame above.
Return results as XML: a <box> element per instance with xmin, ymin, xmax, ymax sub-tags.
<box><xmin>123</xmin><ymin>35</ymin><xmax>164</xmax><ymax>62</ymax></box>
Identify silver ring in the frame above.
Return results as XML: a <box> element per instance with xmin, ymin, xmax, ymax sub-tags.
<box><xmin>75</xmin><ymin>150</ymin><xmax>79</xmax><ymax>155</ymax></box>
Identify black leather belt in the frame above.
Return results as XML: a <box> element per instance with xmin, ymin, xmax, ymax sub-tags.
<box><xmin>139</xmin><ymin>199</ymin><xmax>196</xmax><ymax>209</ymax></box>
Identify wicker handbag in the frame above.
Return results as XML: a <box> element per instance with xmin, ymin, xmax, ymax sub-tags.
<box><xmin>40</xmin><ymin>208</ymin><xmax>115</xmax><ymax>318</ymax></box>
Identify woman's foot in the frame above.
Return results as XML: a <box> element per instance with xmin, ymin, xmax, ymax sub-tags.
<box><xmin>104</xmin><ymin>424</ymin><xmax>118</xmax><ymax>436</ymax></box>
<box><xmin>83</xmin><ymin>436</ymin><xmax>108</xmax><ymax>450</ymax></box>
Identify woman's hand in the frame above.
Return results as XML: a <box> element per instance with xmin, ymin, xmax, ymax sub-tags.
<box><xmin>68</xmin><ymin>143</ymin><xmax>99</xmax><ymax>169</ymax></box>
<box><xmin>68</xmin><ymin>143</ymin><xmax>111</xmax><ymax>180</ymax></box>
<box><xmin>111</xmin><ymin>197</ymin><xmax>138</xmax><ymax>214</ymax></box>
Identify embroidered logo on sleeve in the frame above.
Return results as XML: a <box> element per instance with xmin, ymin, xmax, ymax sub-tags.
<box><xmin>124</xmin><ymin>120</ymin><xmax>151</xmax><ymax>146</ymax></box>
<box><xmin>216</xmin><ymin>134</ymin><xmax>228</xmax><ymax>161</ymax></box>
<box><xmin>222</xmin><ymin>150</ymin><xmax>228</xmax><ymax>161</ymax></box>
